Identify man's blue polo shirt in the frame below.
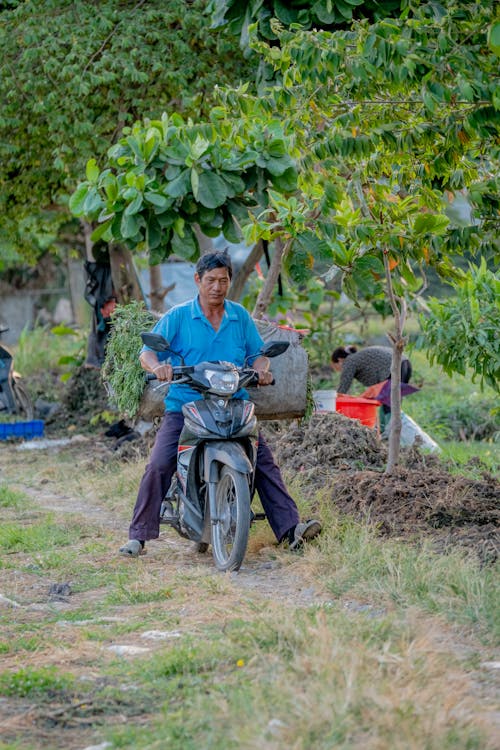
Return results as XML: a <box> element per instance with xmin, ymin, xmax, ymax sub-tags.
<box><xmin>141</xmin><ymin>296</ymin><xmax>264</xmax><ymax>412</ymax></box>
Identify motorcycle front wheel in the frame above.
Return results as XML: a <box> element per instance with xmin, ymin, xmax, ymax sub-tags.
<box><xmin>12</xmin><ymin>378</ymin><xmax>34</xmax><ymax>420</ymax></box>
<box><xmin>211</xmin><ymin>466</ymin><xmax>251</xmax><ymax>572</ymax></box>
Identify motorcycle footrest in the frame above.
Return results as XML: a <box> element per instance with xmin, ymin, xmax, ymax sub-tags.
<box><xmin>251</xmin><ymin>512</ymin><xmax>266</xmax><ymax>522</ymax></box>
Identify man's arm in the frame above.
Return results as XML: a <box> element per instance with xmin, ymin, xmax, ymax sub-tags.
<box><xmin>139</xmin><ymin>350</ymin><xmax>172</xmax><ymax>382</ymax></box>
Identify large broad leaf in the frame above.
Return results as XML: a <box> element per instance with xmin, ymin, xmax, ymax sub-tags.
<box><xmin>144</xmin><ymin>192</ymin><xmax>171</xmax><ymax>210</ymax></box>
<box><xmin>85</xmin><ymin>159</ymin><xmax>100</xmax><ymax>183</ymax></box>
<box><xmin>165</xmin><ymin>169</ymin><xmax>191</xmax><ymax>198</ymax></box>
<box><xmin>120</xmin><ymin>212</ymin><xmax>141</xmax><ymax>240</ymax></box>
<box><xmin>219</xmin><ymin>171</ymin><xmax>246</xmax><ymax>197</ymax></box>
<box><xmin>197</xmin><ymin>171</ymin><xmax>228</xmax><ymax>208</ymax></box>
<box><xmin>150</xmin><ymin>237</ymin><xmax>172</xmax><ymax>266</ymax></box>
<box><xmin>124</xmin><ymin>192</ymin><xmax>144</xmax><ymax>216</ymax></box>
<box><xmin>269</xmin><ymin>166</ymin><xmax>298</xmax><ymax>192</ymax></box>
<box><xmin>146</xmin><ymin>216</ymin><xmax>162</xmax><ymax>251</ymax></box>
<box><xmin>199</xmin><ymin>224</ymin><xmax>222</xmax><ymax>238</ymax></box>
<box><xmin>222</xmin><ymin>211</ymin><xmax>242</xmax><ymax>244</ymax></box>
<box><xmin>82</xmin><ymin>188</ymin><xmax>104</xmax><ymax>218</ymax></box>
<box><xmin>261</xmin><ymin>154</ymin><xmax>295</xmax><ymax>176</ymax></box>
<box><xmin>171</xmin><ymin>223</ymin><xmax>198</xmax><ymax>260</ymax></box>
<box><xmin>90</xmin><ymin>218</ymin><xmax>113</xmax><ymax>243</ymax></box>
<box><xmin>69</xmin><ymin>184</ymin><xmax>88</xmax><ymax>216</ymax></box>
<box><xmin>488</xmin><ymin>22</ymin><xmax>500</xmax><ymax>56</ymax></box>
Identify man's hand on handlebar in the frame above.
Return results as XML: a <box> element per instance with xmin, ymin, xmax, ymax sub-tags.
<box><xmin>140</xmin><ymin>351</ymin><xmax>173</xmax><ymax>382</ymax></box>
<box><xmin>152</xmin><ymin>363</ymin><xmax>173</xmax><ymax>382</ymax></box>
<box><xmin>252</xmin><ymin>355</ymin><xmax>273</xmax><ymax>386</ymax></box>
<box><xmin>255</xmin><ymin>368</ymin><xmax>274</xmax><ymax>386</ymax></box>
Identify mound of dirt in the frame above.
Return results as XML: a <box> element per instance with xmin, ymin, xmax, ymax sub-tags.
<box><xmin>262</xmin><ymin>414</ymin><xmax>500</xmax><ymax>564</ymax></box>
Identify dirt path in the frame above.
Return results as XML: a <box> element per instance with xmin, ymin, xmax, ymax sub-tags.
<box><xmin>1</xmin><ymin>436</ymin><xmax>499</xmax><ymax>749</ymax></box>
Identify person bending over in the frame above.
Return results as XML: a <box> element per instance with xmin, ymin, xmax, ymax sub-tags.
<box><xmin>331</xmin><ymin>345</ymin><xmax>412</xmax><ymax>396</ymax></box>
<box><xmin>119</xmin><ymin>251</ymin><xmax>321</xmax><ymax>558</ymax></box>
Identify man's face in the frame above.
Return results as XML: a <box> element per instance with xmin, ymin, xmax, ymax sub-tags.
<box><xmin>195</xmin><ymin>266</ymin><xmax>231</xmax><ymax>307</ymax></box>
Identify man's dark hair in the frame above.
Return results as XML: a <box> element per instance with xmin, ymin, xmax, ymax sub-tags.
<box><xmin>195</xmin><ymin>250</ymin><xmax>233</xmax><ymax>279</ymax></box>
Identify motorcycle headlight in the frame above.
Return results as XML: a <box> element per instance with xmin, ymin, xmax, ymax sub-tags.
<box><xmin>204</xmin><ymin>368</ymin><xmax>239</xmax><ymax>395</ymax></box>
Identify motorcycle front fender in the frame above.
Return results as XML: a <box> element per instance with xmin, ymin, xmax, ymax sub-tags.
<box><xmin>203</xmin><ymin>441</ymin><xmax>253</xmax><ymax>482</ymax></box>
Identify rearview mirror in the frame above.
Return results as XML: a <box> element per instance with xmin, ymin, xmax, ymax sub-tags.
<box><xmin>140</xmin><ymin>332</ymin><xmax>172</xmax><ymax>352</ymax></box>
<box><xmin>260</xmin><ymin>340</ymin><xmax>290</xmax><ymax>358</ymax></box>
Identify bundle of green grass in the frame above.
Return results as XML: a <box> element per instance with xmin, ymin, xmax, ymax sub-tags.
<box><xmin>102</xmin><ymin>302</ymin><xmax>156</xmax><ymax>420</ymax></box>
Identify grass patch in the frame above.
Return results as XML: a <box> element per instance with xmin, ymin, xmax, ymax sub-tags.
<box><xmin>0</xmin><ymin>636</ymin><xmax>42</xmax><ymax>655</ymax></box>
<box><xmin>0</xmin><ymin>516</ymin><xmax>88</xmax><ymax>556</ymax></box>
<box><xmin>101</xmin><ymin>608</ymin><xmax>490</xmax><ymax>750</ymax></box>
<box><xmin>0</xmin><ymin>484</ymin><xmax>27</xmax><ymax>509</ymax></box>
<box><xmin>0</xmin><ymin>666</ymin><xmax>74</xmax><ymax>699</ymax></box>
<box><xmin>318</xmin><ymin>512</ymin><xmax>500</xmax><ymax>642</ymax></box>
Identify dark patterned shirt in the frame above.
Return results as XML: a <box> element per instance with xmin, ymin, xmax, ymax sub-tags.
<box><xmin>338</xmin><ymin>346</ymin><xmax>408</xmax><ymax>393</ymax></box>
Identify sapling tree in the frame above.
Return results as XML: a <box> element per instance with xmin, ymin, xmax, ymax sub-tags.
<box><xmin>233</xmin><ymin>1</ymin><xmax>499</xmax><ymax>470</ymax></box>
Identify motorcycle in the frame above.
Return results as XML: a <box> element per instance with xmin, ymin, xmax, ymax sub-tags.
<box><xmin>140</xmin><ymin>331</ymin><xmax>289</xmax><ymax>572</ymax></box>
<box><xmin>0</xmin><ymin>326</ymin><xmax>34</xmax><ymax>420</ymax></box>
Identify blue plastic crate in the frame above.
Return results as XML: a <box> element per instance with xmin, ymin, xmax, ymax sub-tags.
<box><xmin>0</xmin><ymin>420</ymin><xmax>45</xmax><ymax>440</ymax></box>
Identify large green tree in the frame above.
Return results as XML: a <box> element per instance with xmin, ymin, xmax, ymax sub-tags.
<box><xmin>0</xmin><ymin>0</ymin><xmax>254</xmax><ymax>268</ymax></box>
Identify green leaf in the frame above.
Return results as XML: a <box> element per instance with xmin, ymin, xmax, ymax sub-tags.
<box><xmin>488</xmin><ymin>22</ymin><xmax>500</xmax><ymax>56</ymax></box>
<box><xmin>85</xmin><ymin>159</ymin><xmax>100</xmax><ymax>183</ymax></box>
<box><xmin>191</xmin><ymin>168</ymin><xmax>200</xmax><ymax>199</ymax></box>
<box><xmin>82</xmin><ymin>188</ymin><xmax>103</xmax><ymax>218</ymax></box>
<box><xmin>222</xmin><ymin>212</ymin><xmax>242</xmax><ymax>244</ymax></box>
<box><xmin>269</xmin><ymin>166</ymin><xmax>298</xmax><ymax>193</ymax></box>
<box><xmin>144</xmin><ymin>192</ymin><xmax>170</xmax><ymax>210</ymax></box>
<box><xmin>171</xmin><ymin>223</ymin><xmax>198</xmax><ymax>260</ymax></box>
<box><xmin>121</xmin><ymin>213</ymin><xmax>140</xmax><ymax>239</ymax></box>
<box><xmin>90</xmin><ymin>218</ymin><xmax>113</xmax><ymax>243</ymax></box>
<box><xmin>219</xmin><ymin>171</ymin><xmax>246</xmax><ymax>197</ymax></box>
<box><xmin>68</xmin><ymin>184</ymin><xmax>89</xmax><ymax>216</ymax></box>
<box><xmin>124</xmin><ymin>193</ymin><xmax>144</xmax><ymax>216</ymax></box>
<box><xmin>146</xmin><ymin>217</ymin><xmax>162</xmax><ymax>251</ymax></box>
<box><xmin>165</xmin><ymin>169</ymin><xmax>191</xmax><ymax>198</ymax></box>
<box><xmin>197</xmin><ymin>171</ymin><xmax>228</xmax><ymax>208</ymax></box>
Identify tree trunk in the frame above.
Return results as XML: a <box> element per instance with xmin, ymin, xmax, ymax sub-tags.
<box><xmin>383</xmin><ymin>250</ymin><xmax>407</xmax><ymax>474</ymax></box>
<box><xmin>148</xmin><ymin>265</ymin><xmax>167</xmax><ymax>314</ymax></box>
<box><xmin>227</xmin><ymin>240</ymin><xmax>264</xmax><ymax>301</ymax></box>
<box><xmin>193</xmin><ymin>224</ymin><xmax>214</xmax><ymax>255</ymax></box>
<box><xmin>109</xmin><ymin>245</ymin><xmax>145</xmax><ymax>304</ymax></box>
<box><xmin>82</xmin><ymin>220</ymin><xmax>95</xmax><ymax>262</ymax></box>
<box><xmin>252</xmin><ymin>237</ymin><xmax>287</xmax><ymax>320</ymax></box>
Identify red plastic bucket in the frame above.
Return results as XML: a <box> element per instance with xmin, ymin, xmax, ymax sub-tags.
<box><xmin>335</xmin><ymin>395</ymin><xmax>380</xmax><ymax>428</ymax></box>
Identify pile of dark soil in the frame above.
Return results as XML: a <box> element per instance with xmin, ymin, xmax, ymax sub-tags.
<box><xmin>262</xmin><ymin>414</ymin><xmax>499</xmax><ymax>564</ymax></box>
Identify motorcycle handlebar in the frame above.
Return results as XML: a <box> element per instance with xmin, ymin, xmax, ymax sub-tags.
<box><xmin>145</xmin><ymin>365</ymin><xmax>275</xmax><ymax>387</ymax></box>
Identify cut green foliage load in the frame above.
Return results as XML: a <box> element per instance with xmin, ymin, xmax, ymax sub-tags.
<box><xmin>102</xmin><ymin>302</ymin><xmax>155</xmax><ymax>419</ymax></box>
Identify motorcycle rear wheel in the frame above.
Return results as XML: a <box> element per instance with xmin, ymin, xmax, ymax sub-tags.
<box><xmin>211</xmin><ymin>466</ymin><xmax>251</xmax><ymax>572</ymax></box>
<box><xmin>12</xmin><ymin>378</ymin><xmax>34</xmax><ymax>420</ymax></box>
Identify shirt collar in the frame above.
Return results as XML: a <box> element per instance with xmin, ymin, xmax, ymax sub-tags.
<box><xmin>190</xmin><ymin>296</ymin><xmax>238</xmax><ymax>320</ymax></box>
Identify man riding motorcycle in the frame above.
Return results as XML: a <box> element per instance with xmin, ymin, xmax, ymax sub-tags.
<box><xmin>119</xmin><ymin>250</ymin><xmax>321</xmax><ymax>558</ymax></box>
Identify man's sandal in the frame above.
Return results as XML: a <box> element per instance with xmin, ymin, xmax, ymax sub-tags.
<box><xmin>119</xmin><ymin>540</ymin><xmax>146</xmax><ymax>557</ymax></box>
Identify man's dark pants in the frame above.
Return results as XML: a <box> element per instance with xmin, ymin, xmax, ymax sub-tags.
<box><xmin>129</xmin><ymin>412</ymin><xmax>299</xmax><ymax>544</ymax></box>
